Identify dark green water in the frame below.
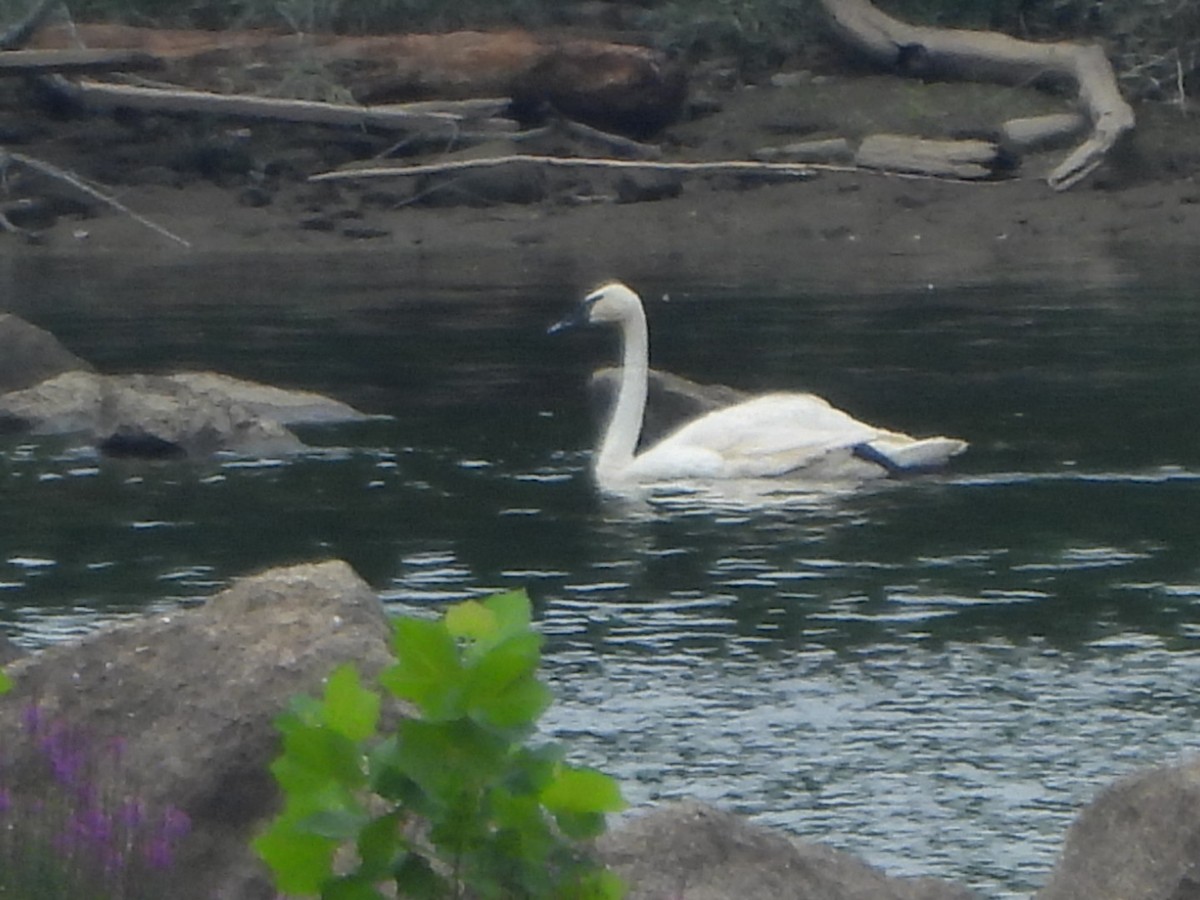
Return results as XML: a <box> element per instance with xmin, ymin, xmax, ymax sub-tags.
<box><xmin>2</xmin><ymin>252</ymin><xmax>1198</xmax><ymax>897</ymax></box>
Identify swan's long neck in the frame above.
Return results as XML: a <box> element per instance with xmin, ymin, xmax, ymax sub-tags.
<box><xmin>595</xmin><ymin>304</ymin><xmax>649</xmax><ymax>480</ymax></box>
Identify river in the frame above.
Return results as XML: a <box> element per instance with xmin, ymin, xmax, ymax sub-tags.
<box><xmin>1</xmin><ymin>250</ymin><xmax>1198</xmax><ymax>897</ymax></box>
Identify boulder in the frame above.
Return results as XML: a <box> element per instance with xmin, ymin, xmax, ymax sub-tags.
<box><xmin>590</xmin><ymin>366</ymin><xmax>749</xmax><ymax>448</ymax></box>
<box><xmin>1036</xmin><ymin>756</ymin><xmax>1200</xmax><ymax>900</ymax></box>
<box><xmin>163</xmin><ymin>371</ymin><xmax>376</xmax><ymax>427</ymax></box>
<box><xmin>0</xmin><ymin>312</ymin><xmax>93</xmax><ymax>394</ymax></box>
<box><xmin>0</xmin><ymin>560</ymin><xmax>395</xmax><ymax>900</ymax></box>
<box><xmin>0</xmin><ymin>370</ymin><xmax>372</xmax><ymax>458</ymax></box>
<box><xmin>596</xmin><ymin>800</ymin><xmax>979</xmax><ymax>900</ymax></box>
<box><xmin>0</xmin><ymin>631</ymin><xmax>26</xmax><ymax>665</ymax></box>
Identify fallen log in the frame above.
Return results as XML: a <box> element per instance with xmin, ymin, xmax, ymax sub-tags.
<box><xmin>817</xmin><ymin>0</ymin><xmax>1134</xmax><ymax>190</ymax></box>
<box><xmin>0</xmin><ymin>48</ymin><xmax>163</xmax><ymax>76</ymax></box>
<box><xmin>56</xmin><ymin>79</ymin><xmax>516</xmax><ymax>134</ymax></box>
<box><xmin>855</xmin><ymin>134</ymin><xmax>1004</xmax><ymax>179</ymax></box>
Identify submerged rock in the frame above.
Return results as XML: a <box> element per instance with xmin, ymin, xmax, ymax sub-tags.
<box><xmin>0</xmin><ymin>312</ymin><xmax>94</xmax><ymax>394</ymax></box>
<box><xmin>597</xmin><ymin>800</ymin><xmax>980</xmax><ymax>900</ymax></box>
<box><xmin>0</xmin><ymin>370</ymin><xmax>305</xmax><ymax>458</ymax></box>
<box><xmin>0</xmin><ymin>313</ymin><xmax>375</xmax><ymax>458</ymax></box>
<box><xmin>0</xmin><ymin>560</ymin><xmax>395</xmax><ymax>900</ymax></box>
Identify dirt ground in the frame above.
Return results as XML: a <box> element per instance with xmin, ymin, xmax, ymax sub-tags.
<box><xmin>2</xmin><ymin>58</ymin><xmax>1199</xmax><ymax>293</ymax></box>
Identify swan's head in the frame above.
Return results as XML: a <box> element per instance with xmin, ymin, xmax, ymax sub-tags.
<box><xmin>548</xmin><ymin>281</ymin><xmax>644</xmax><ymax>334</ymax></box>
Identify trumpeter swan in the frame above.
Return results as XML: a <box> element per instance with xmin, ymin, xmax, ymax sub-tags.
<box><xmin>550</xmin><ymin>281</ymin><xmax>967</xmax><ymax>489</ymax></box>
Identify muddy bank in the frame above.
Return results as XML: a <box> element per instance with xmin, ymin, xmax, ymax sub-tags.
<box><xmin>2</xmin><ymin>65</ymin><xmax>1198</xmax><ymax>292</ymax></box>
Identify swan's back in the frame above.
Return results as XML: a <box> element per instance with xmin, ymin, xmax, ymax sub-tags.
<box><xmin>625</xmin><ymin>392</ymin><xmax>886</xmax><ymax>481</ymax></box>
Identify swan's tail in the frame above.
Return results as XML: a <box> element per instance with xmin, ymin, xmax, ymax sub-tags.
<box><xmin>854</xmin><ymin>436</ymin><xmax>968</xmax><ymax>474</ymax></box>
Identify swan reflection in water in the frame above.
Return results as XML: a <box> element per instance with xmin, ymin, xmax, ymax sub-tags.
<box><xmin>550</xmin><ymin>281</ymin><xmax>967</xmax><ymax>495</ymax></box>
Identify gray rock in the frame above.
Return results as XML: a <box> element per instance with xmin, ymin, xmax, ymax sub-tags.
<box><xmin>590</xmin><ymin>366</ymin><xmax>749</xmax><ymax>449</ymax></box>
<box><xmin>1036</xmin><ymin>756</ymin><xmax>1200</xmax><ymax>900</ymax></box>
<box><xmin>0</xmin><ymin>560</ymin><xmax>395</xmax><ymax>900</ymax></box>
<box><xmin>0</xmin><ymin>631</ymin><xmax>26</xmax><ymax>665</ymax></box>
<box><xmin>0</xmin><ymin>312</ymin><xmax>93</xmax><ymax>394</ymax></box>
<box><xmin>164</xmin><ymin>371</ymin><xmax>375</xmax><ymax>427</ymax></box>
<box><xmin>596</xmin><ymin>800</ymin><xmax>979</xmax><ymax>900</ymax></box>
<box><xmin>0</xmin><ymin>370</ymin><xmax>373</xmax><ymax>458</ymax></box>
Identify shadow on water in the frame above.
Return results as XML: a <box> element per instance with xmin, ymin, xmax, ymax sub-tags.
<box><xmin>2</xmin><ymin>252</ymin><xmax>1200</xmax><ymax>897</ymax></box>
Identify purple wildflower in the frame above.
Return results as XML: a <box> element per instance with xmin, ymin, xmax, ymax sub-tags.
<box><xmin>118</xmin><ymin>797</ymin><xmax>146</xmax><ymax>829</ymax></box>
<box><xmin>160</xmin><ymin>806</ymin><xmax>191</xmax><ymax>841</ymax></box>
<box><xmin>142</xmin><ymin>834</ymin><xmax>176</xmax><ymax>870</ymax></box>
<box><xmin>20</xmin><ymin>702</ymin><xmax>43</xmax><ymax>735</ymax></box>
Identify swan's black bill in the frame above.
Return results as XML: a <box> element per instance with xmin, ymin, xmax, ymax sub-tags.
<box><xmin>547</xmin><ymin>302</ymin><xmax>590</xmax><ymax>335</ymax></box>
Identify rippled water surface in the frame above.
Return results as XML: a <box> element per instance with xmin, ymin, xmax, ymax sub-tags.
<box><xmin>2</xmin><ymin>252</ymin><xmax>1199</xmax><ymax>897</ymax></box>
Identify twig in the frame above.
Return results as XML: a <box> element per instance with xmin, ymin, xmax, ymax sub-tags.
<box><xmin>311</xmin><ymin>154</ymin><xmax>824</xmax><ymax>182</ymax></box>
<box><xmin>309</xmin><ymin>152</ymin><xmax>1008</xmax><ymax>186</ymax></box>
<box><xmin>4</xmin><ymin>151</ymin><xmax>192</xmax><ymax>248</ymax></box>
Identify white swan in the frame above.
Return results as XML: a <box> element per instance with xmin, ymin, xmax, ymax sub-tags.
<box><xmin>550</xmin><ymin>281</ymin><xmax>967</xmax><ymax>488</ymax></box>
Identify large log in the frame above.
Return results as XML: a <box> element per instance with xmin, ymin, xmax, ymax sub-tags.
<box><xmin>0</xmin><ymin>48</ymin><xmax>162</xmax><ymax>76</ymax></box>
<box><xmin>817</xmin><ymin>0</ymin><xmax>1134</xmax><ymax>190</ymax></box>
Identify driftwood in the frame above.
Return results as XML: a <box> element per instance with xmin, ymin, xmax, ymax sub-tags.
<box><xmin>56</xmin><ymin>79</ymin><xmax>517</xmax><ymax>134</ymax></box>
<box><xmin>0</xmin><ymin>151</ymin><xmax>191</xmax><ymax>247</ymax></box>
<box><xmin>311</xmin><ymin>155</ymin><xmax>820</xmax><ymax>183</ymax></box>
<box><xmin>855</xmin><ymin>134</ymin><xmax>1003</xmax><ymax>179</ymax></box>
<box><xmin>1001</xmin><ymin>113</ymin><xmax>1088</xmax><ymax>153</ymax></box>
<box><xmin>818</xmin><ymin>0</ymin><xmax>1134</xmax><ymax>190</ymax></box>
<box><xmin>0</xmin><ymin>48</ymin><xmax>162</xmax><ymax>75</ymax></box>
<box><xmin>752</xmin><ymin>138</ymin><xmax>853</xmax><ymax>164</ymax></box>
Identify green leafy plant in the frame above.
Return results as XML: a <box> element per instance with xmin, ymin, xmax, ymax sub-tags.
<box><xmin>255</xmin><ymin>590</ymin><xmax>625</xmax><ymax>900</ymax></box>
<box><xmin>0</xmin><ymin>670</ymin><xmax>10</xmax><ymax>695</ymax></box>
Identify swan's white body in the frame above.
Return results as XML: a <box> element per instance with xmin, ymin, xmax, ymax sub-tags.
<box><xmin>553</xmin><ymin>282</ymin><xmax>967</xmax><ymax>489</ymax></box>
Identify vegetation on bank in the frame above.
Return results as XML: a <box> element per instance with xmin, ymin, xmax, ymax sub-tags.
<box><xmin>0</xmin><ymin>0</ymin><xmax>1195</xmax><ymax>96</ymax></box>
<box><xmin>257</xmin><ymin>589</ymin><xmax>626</xmax><ymax>899</ymax></box>
<box><xmin>1</xmin><ymin>591</ymin><xmax>624</xmax><ymax>899</ymax></box>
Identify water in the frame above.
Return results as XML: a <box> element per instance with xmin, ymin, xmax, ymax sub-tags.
<box><xmin>2</xmin><ymin>251</ymin><xmax>1199</xmax><ymax>897</ymax></box>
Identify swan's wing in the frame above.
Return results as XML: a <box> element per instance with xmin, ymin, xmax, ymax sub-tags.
<box><xmin>630</xmin><ymin>393</ymin><xmax>885</xmax><ymax>480</ymax></box>
<box><xmin>859</xmin><ymin>434</ymin><xmax>968</xmax><ymax>471</ymax></box>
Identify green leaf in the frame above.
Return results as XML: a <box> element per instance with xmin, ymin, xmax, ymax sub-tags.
<box><xmin>296</xmin><ymin>807</ymin><xmax>370</xmax><ymax>841</ymax></box>
<box><xmin>356</xmin><ymin>812</ymin><xmax>402</xmax><ymax>881</ymax></box>
<box><xmin>540</xmin><ymin>766</ymin><xmax>626</xmax><ymax>815</ymax></box>
<box><xmin>574</xmin><ymin>868</ymin><xmax>627</xmax><ymax>900</ymax></box>
<box><xmin>277</xmin><ymin>722</ymin><xmax>367</xmax><ymax>791</ymax></box>
<box><xmin>553</xmin><ymin>809</ymin><xmax>609</xmax><ymax>841</ymax></box>
<box><xmin>322</xmin><ymin>664</ymin><xmax>380</xmax><ymax>742</ymax></box>
<box><xmin>396</xmin><ymin>718</ymin><xmax>509</xmax><ymax>798</ymax></box>
<box><xmin>392</xmin><ymin>853</ymin><xmax>450</xmax><ymax>900</ymax></box>
<box><xmin>380</xmin><ymin>617</ymin><xmax>464</xmax><ymax>718</ymax></box>
<box><xmin>485</xmin><ymin>589</ymin><xmax>534</xmax><ymax>634</ymax></box>
<box><xmin>465</xmin><ymin>631</ymin><xmax>551</xmax><ymax>728</ymax></box>
<box><xmin>254</xmin><ymin>822</ymin><xmax>337</xmax><ymax>894</ymax></box>
<box><xmin>449</xmin><ymin>590</ymin><xmax>536</xmax><ymax>660</ymax></box>
<box><xmin>0</xmin><ymin>669</ymin><xmax>11</xmax><ymax>695</ymax></box>
<box><xmin>473</xmin><ymin>675</ymin><xmax>553</xmax><ymax>731</ymax></box>
<box><xmin>445</xmin><ymin>599</ymin><xmax>497</xmax><ymax>642</ymax></box>
<box><xmin>323</xmin><ymin>874</ymin><xmax>387</xmax><ymax>900</ymax></box>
